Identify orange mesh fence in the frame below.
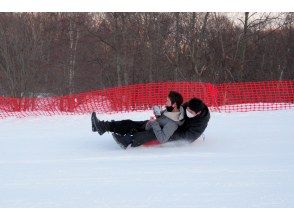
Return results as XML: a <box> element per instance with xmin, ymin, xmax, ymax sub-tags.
<box><xmin>1</xmin><ymin>81</ymin><xmax>294</xmax><ymax>119</ymax></box>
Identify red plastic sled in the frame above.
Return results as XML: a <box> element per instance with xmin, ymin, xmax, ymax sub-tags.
<box><xmin>143</xmin><ymin>140</ymin><xmax>160</xmax><ymax>147</ymax></box>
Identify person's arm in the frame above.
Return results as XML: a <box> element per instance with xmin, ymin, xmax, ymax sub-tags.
<box><xmin>169</xmin><ymin>130</ymin><xmax>184</xmax><ymax>141</ymax></box>
<box><xmin>150</xmin><ymin>121</ymin><xmax>178</xmax><ymax>144</ymax></box>
<box><xmin>181</xmin><ymin>127</ymin><xmax>202</xmax><ymax>143</ymax></box>
<box><xmin>170</xmin><ymin>125</ymin><xmax>202</xmax><ymax>143</ymax></box>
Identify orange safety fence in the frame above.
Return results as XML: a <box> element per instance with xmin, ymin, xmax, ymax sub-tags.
<box><xmin>1</xmin><ymin>81</ymin><xmax>294</xmax><ymax>119</ymax></box>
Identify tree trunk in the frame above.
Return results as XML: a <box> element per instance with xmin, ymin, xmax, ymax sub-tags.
<box><xmin>114</xmin><ymin>13</ymin><xmax>122</xmax><ymax>86</ymax></box>
<box><xmin>174</xmin><ymin>12</ymin><xmax>180</xmax><ymax>80</ymax></box>
<box><xmin>68</xmin><ymin>17</ymin><xmax>80</xmax><ymax>94</ymax></box>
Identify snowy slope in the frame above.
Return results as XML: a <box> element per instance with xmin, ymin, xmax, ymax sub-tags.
<box><xmin>0</xmin><ymin>109</ymin><xmax>294</xmax><ymax>207</ymax></box>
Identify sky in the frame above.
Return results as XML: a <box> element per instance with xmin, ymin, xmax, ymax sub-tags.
<box><xmin>1</xmin><ymin>1</ymin><xmax>292</xmax><ymax>30</ymax></box>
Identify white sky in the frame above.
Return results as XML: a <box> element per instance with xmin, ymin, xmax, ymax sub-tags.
<box><xmin>0</xmin><ymin>0</ymin><xmax>293</xmax><ymax>12</ymax></box>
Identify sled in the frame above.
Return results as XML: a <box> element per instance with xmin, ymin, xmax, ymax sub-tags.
<box><xmin>143</xmin><ymin>140</ymin><xmax>160</xmax><ymax>147</ymax></box>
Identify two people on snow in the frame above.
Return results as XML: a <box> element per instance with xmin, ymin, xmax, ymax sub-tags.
<box><xmin>91</xmin><ymin>91</ymin><xmax>210</xmax><ymax>149</ymax></box>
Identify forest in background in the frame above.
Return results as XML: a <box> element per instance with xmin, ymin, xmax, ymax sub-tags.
<box><xmin>0</xmin><ymin>12</ymin><xmax>293</xmax><ymax>97</ymax></box>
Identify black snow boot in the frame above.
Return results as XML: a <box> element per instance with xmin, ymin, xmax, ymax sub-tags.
<box><xmin>91</xmin><ymin>112</ymin><xmax>110</xmax><ymax>135</ymax></box>
<box><xmin>112</xmin><ymin>133</ymin><xmax>133</xmax><ymax>149</ymax></box>
<box><xmin>91</xmin><ymin>112</ymin><xmax>98</xmax><ymax>132</ymax></box>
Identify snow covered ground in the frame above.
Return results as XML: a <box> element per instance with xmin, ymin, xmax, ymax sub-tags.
<box><xmin>0</xmin><ymin>109</ymin><xmax>294</xmax><ymax>207</ymax></box>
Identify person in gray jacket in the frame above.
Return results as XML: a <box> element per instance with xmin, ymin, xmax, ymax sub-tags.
<box><xmin>91</xmin><ymin>91</ymin><xmax>185</xmax><ymax>149</ymax></box>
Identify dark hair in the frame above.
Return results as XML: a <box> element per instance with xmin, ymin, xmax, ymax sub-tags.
<box><xmin>168</xmin><ymin>91</ymin><xmax>183</xmax><ymax>109</ymax></box>
<box><xmin>188</xmin><ymin>98</ymin><xmax>205</xmax><ymax>113</ymax></box>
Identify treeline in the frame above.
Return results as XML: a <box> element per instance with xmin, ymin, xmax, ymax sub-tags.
<box><xmin>0</xmin><ymin>12</ymin><xmax>293</xmax><ymax>97</ymax></box>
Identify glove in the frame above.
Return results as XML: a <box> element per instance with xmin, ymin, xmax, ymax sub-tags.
<box><xmin>153</xmin><ymin>105</ymin><xmax>162</xmax><ymax>116</ymax></box>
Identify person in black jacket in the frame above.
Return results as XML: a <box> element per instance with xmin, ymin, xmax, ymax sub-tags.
<box><xmin>124</xmin><ymin>98</ymin><xmax>210</xmax><ymax>147</ymax></box>
<box><xmin>169</xmin><ymin>98</ymin><xmax>210</xmax><ymax>143</ymax></box>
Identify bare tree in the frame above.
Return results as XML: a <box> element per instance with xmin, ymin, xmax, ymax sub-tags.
<box><xmin>187</xmin><ymin>12</ymin><xmax>210</xmax><ymax>80</ymax></box>
<box><xmin>0</xmin><ymin>13</ymin><xmax>41</xmax><ymax>97</ymax></box>
<box><xmin>0</xmin><ymin>12</ymin><xmax>293</xmax><ymax>97</ymax></box>
<box><xmin>68</xmin><ymin>14</ymin><xmax>80</xmax><ymax>94</ymax></box>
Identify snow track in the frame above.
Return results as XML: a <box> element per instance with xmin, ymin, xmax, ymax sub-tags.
<box><xmin>0</xmin><ymin>110</ymin><xmax>294</xmax><ymax>207</ymax></box>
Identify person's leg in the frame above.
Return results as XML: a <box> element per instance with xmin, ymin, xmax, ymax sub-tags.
<box><xmin>92</xmin><ymin>112</ymin><xmax>147</xmax><ymax>135</ymax></box>
<box><xmin>131</xmin><ymin>130</ymin><xmax>157</xmax><ymax>147</ymax></box>
<box><xmin>112</xmin><ymin>133</ymin><xmax>133</xmax><ymax>149</ymax></box>
<box><xmin>108</xmin><ymin>119</ymin><xmax>147</xmax><ymax>135</ymax></box>
<box><xmin>111</xmin><ymin>130</ymin><xmax>157</xmax><ymax>149</ymax></box>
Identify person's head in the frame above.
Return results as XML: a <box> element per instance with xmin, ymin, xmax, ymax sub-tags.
<box><xmin>165</xmin><ymin>91</ymin><xmax>183</xmax><ymax>112</ymax></box>
<box><xmin>186</xmin><ymin>98</ymin><xmax>205</xmax><ymax>118</ymax></box>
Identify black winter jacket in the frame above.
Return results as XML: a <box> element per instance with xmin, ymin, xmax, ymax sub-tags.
<box><xmin>169</xmin><ymin>102</ymin><xmax>210</xmax><ymax>143</ymax></box>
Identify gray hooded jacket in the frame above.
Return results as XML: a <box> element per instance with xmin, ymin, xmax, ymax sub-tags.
<box><xmin>145</xmin><ymin>106</ymin><xmax>185</xmax><ymax>143</ymax></box>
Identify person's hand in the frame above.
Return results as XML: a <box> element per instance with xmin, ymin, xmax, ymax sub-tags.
<box><xmin>153</xmin><ymin>105</ymin><xmax>161</xmax><ymax>116</ymax></box>
<box><xmin>146</xmin><ymin>116</ymin><xmax>156</xmax><ymax>127</ymax></box>
<box><xmin>149</xmin><ymin>116</ymin><xmax>156</xmax><ymax>122</ymax></box>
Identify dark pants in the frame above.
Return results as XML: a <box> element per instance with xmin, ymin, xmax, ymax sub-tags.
<box><xmin>108</xmin><ymin>119</ymin><xmax>158</xmax><ymax>147</ymax></box>
<box><xmin>132</xmin><ymin>130</ymin><xmax>158</xmax><ymax>147</ymax></box>
<box><xmin>108</xmin><ymin>120</ymin><xmax>148</xmax><ymax>135</ymax></box>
